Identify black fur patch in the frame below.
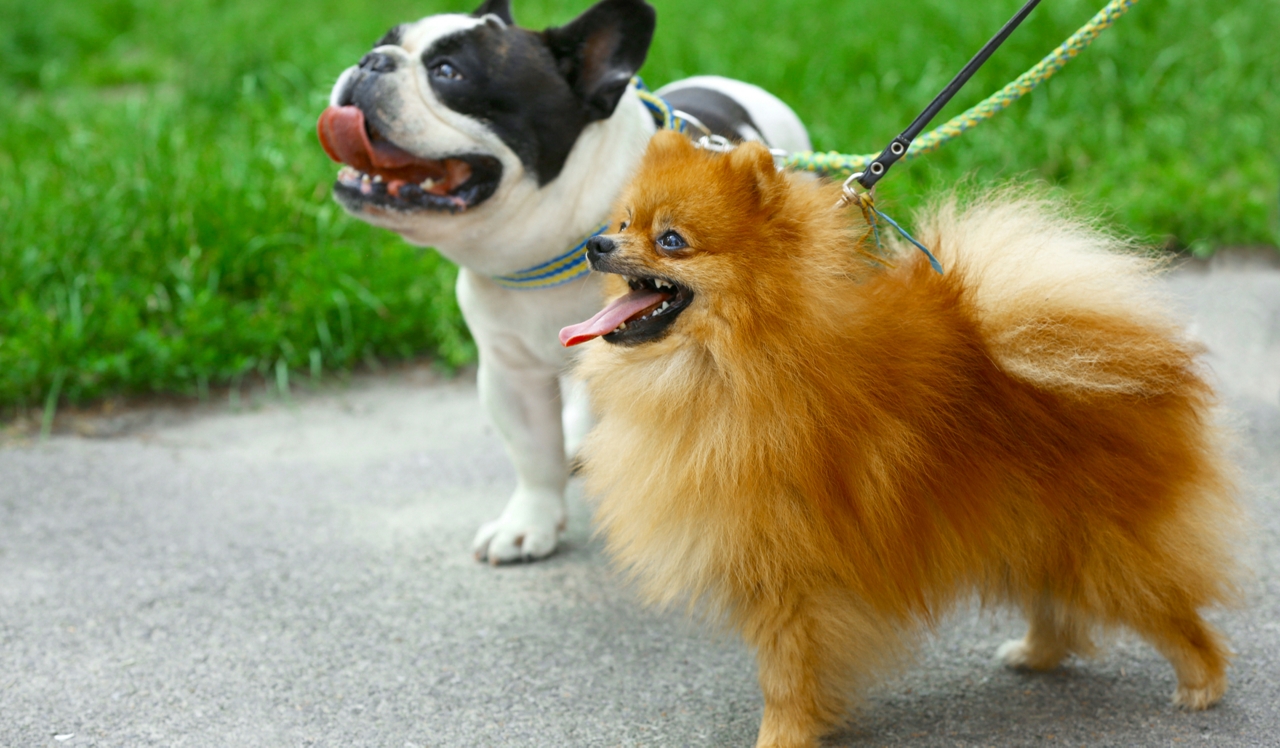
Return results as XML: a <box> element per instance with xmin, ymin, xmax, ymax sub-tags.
<box><xmin>422</xmin><ymin>0</ymin><xmax>654</xmax><ymax>186</ymax></box>
<box><xmin>542</xmin><ymin>0</ymin><xmax>654</xmax><ymax>121</ymax></box>
<box><xmin>472</xmin><ymin>0</ymin><xmax>514</xmax><ymax>25</ymax></box>
<box><xmin>423</xmin><ymin>25</ymin><xmax>589</xmax><ymax>186</ymax></box>
<box><xmin>660</xmin><ymin>87</ymin><xmax>763</xmax><ymax>143</ymax></box>
<box><xmin>374</xmin><ymin>25</ymin><xmax>403</xmax><ymax>48</ymax></box>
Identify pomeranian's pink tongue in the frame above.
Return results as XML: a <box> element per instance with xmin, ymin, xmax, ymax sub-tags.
<box><xmin>559</xmin><ymin>289</ymin><xmax>667</xmax><ymax>347</ymax></box>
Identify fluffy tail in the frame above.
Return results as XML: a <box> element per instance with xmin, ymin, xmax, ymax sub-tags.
<box><xmin>912</xmin><ymin>188</ymin><xmax>1201</xmax><ymax>398</ymax></box>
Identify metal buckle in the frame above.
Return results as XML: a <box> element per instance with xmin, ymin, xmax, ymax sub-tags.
<box><xmin>835</xmin><ymin>171</ymin><xmax>873</xmax><ymax>210</ymax></box>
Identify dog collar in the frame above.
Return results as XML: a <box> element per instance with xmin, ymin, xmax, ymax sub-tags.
<box><xmin>632</xmin><ymin>76</ymin><xmax>693</xmax><ymax>133</ymax></box>
<box><xmin>491</xmin><ymin>223</ymin><xmax>609</xmax><ymax>289</ymax></box>
<box><xmin>490</xmin><ymin>79</ymin><xmax>684</xmax><ymax>291</ymax></box>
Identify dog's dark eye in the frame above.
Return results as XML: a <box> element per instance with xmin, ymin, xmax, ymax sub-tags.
<box><xmin>656</xmin><ymin>230</ymin><xmax>687</xmax><ymax>252</ymax></box>
<box><xmin>618</xmin><ymin>220</ymin><xmax>629</xmax><ymax>231</ymax></box>
<box><xmin>430</xmin><ymin>61</ymin><xmax>463</xmax><ymax>81</ymax></box>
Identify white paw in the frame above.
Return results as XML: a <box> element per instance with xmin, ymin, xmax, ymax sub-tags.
<box><xmin>997</xmin><ymin>638</ymin><xmax>1062</xmax><ymax>671</ymax></box>
<box><xmin>996</xmin><ymin>638</ymin><xmax>1031</xmax><ymax>667</ymax></box>
<box><xmin>1173</xmin><ymin>680</ymin><xmax>1225</xmax><ymax>711</ymax></box>
<box><xmin>471</xmin><ymin>491</ymin><xmax>566</xmax><ymax>565</ymax></box>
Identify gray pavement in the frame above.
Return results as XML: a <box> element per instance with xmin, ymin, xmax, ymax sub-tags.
<box><xmin>2</xmin><ymin>251</ymin><xmax>1278</xmax><ymax>747</ymax></box>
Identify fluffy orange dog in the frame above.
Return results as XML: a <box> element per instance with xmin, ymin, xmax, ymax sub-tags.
<box><xmin>560</xmin><ymin>131</ymin><xmax>1240</xmax><ymax>748</ymax></box>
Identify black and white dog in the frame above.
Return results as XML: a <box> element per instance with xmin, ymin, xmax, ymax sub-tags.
<box><xmin>319</xmin><ymin>0</ymin><xmax>810</xmax><ymax>563</ymax></box>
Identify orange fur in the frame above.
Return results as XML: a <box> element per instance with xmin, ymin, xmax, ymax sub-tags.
<box><xmin>574</xmin><ymin>131</ymin><xmax>1241</xmax><ymax>748</ymax></box>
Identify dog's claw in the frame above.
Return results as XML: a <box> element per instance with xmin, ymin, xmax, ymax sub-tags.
<box><xmin>471</xmin><ymin>507</ymin><xmax>564</xmax><ymax>564</ymax></box>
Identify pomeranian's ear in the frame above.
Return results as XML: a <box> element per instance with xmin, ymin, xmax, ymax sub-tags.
<box><xmin>646</xmin><ymin>129</ymin><xmax>695</xmax><ymax>158</ymax></box>
<box><xmin>728</xmin><ymin>141</ymin><xmax>784</xmax><ymax>210</ymax></box>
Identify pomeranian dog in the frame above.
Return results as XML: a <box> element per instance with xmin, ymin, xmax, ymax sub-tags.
<box><xmin>559</xmin><ymin>130</ymin><xmax>1241</xmax><ymax>748</ymax></box>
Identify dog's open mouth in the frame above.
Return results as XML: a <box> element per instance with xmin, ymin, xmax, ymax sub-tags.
<box><xmin>560</xmin><ymin>273</ymin><xmax>694</xmax><ymax>347</ymax></box>
<box><xmin>318</xmin><ymin>105</ymin><xmax>501</xmax><ymax>214</ymax></box>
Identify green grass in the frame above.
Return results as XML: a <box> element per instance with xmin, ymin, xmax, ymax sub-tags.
<box><xmin>1</xmin><ymin>0</ymin><xmax>1276</xmax><ymax>410</ymax></box>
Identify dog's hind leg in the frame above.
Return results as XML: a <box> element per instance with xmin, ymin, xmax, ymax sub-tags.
<box><xmin>560</xmin><ymin>373</ymin><xmax>594</xmax><ymax>464</ymax></box>
<box><xmin>1126</xmin><ymin>607</ymin><xmax>1230</xmax><ymax>710</ymax></box>
<box><xmin>998</xmin><ymin>594</ymin><xmax>1094</xmax><ymax>671</ymax></box>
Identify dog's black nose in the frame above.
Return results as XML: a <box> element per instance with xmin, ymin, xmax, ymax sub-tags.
<box><xmin>586</xmin><ymin>235</ymin><xmax>616</xmax><ymax>257</ymax></box>
<box><xmin>358</xmin><ymin>52</ymin><xmax>397</xmax><ymax>74</ymax></box>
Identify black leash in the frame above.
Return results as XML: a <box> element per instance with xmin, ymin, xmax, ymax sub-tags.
<box><xmin>856</xmin><ymin>0</ymin><xmax>1043</xmax><ymax>190</ymax></box>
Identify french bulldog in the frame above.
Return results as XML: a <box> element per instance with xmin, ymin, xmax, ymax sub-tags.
<box><xmin>318</xmin><ymin>0</ymin><xmax>810</xmax><ymax>563</ymax></box>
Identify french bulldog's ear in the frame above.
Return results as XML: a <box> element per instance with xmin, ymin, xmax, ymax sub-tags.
<box><xmin>543</xmin><ymin>0</ymin><xmax>656</xmax><ymax>121</ymax></box>
<box><xmin>729</xmin><ymin>141</ymin><xmax>785</xmax><ymax>209</ymax></box>
<box><xmin>472</xmin><ymin>0</ymin><xmax>514</xmax><ymax>25</ymax></box>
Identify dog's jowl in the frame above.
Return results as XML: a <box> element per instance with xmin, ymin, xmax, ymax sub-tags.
<box><xmin>318</xmin><ymin>0</ymin><xmax>811</xmax><ymax>563</ymax></box>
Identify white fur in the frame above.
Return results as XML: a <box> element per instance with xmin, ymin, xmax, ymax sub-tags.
<box><xmin>328</xmin><ymin>16</ymin><xmax>810</xmax><ymax>563</ymax></box>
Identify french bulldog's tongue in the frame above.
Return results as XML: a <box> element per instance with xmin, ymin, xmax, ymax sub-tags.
<box><xmin>318</xmin><ymin>106</ymin><xmax>373</xmax><ymax>171</ymax></box>
<box><xmin>559</xmin><ymin>289</ymin><xmax>667</xmax><ymax>347</ymax></box>
<box><xmin>317</xmin><ymin>106</ymin><xmax>429</xmax><ymax>172</ymax></box>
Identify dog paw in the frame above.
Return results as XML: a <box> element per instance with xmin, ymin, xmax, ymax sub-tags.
<box><xmin>471</xmin><ymin>493</ymin><xmax>566</xmax><ymax>565</ymax></box>
<box><xmin>1173</xmin><ymin>680</ymin><xmax>1225</xmax><ymax>711</ymax></box>
<box><xmin>996</xmin><ymin>638</ymin><xmax>1064</xmax><ymax>671</ymax></box>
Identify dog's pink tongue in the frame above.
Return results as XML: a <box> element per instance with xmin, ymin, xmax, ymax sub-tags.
<box><xmin>317</xmin><ymin>106</ymin><xmax>428</xmax><ymax>171</ymax></box>
<box><xmin>318</xmin><ymin>106</ymin><xmax>372</xmax><ymax>170</ymax></box>
<box><xmin>559</xmin><ymin>289</ymin><xmax>666</xmax><ymax>347</ymax></box>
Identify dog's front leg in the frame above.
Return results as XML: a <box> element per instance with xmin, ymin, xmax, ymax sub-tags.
<box><xmin>457</xmin><ymin>267</ymin><xmax>600</xmax><ymax>564</ymax></box>
<box><xmin>470</xmin><ymin>354</ymin><xmax>569</xmax><ymax>564</ymax></box>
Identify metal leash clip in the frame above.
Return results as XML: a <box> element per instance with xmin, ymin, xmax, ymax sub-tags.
<box><xmin>835</xmin><ymin>171</ymin><xmax>873</xmax><ymax>211</ymax></box>
<box><xmin>672</xmin><ymin>109</ymin><xmax>712</xmax><ymax>139</ymax></box>
<box><xmin>833</xmin><ymin>171</ymin><xmax>945</xmax><ymax>274</ymax></box>
<box><xmin>694</xmin><ymin>134</ymin><xmax>737</xmax><ymax>153</ymax></box>
<box><xmin>769</xmin><ymin>148</ymin><xmax>791</xmax><ymax>171</ymax></box>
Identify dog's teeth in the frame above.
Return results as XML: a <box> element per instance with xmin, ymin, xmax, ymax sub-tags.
<box><xmin>617</xmin><ymin>322</ymin><xmax>628</xmax><ymax>331</ymax></box>
<box><xmin>372</xmin><ymin>174</ymin><xmax>383</xmax><ymax>183</ymax></box>
<box><xmin>421</xmin><ymin>178</ymin><xmax>438</xmax><ymax>189</ymax></box>
<box><xmin>658</xmin><ymin>301</ymin><xmax>670</xmax><ymax>313</ymax></box>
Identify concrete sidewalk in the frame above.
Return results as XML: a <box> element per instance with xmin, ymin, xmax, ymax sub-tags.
<box><xmin>2</xmin><ymin>252</ymin><xmax>1278</xmax><ymax>747</ymax></box>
